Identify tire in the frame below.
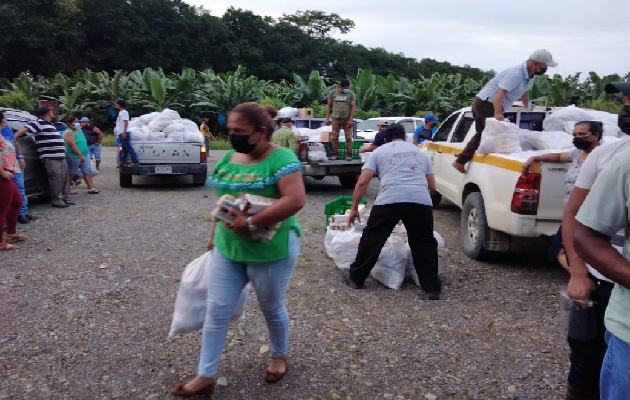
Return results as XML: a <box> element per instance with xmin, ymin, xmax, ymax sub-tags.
<box><xmin>119</xmin><ymin>172</ymin><xmax>132</xmax><ymax>188</ymax></box>
<box><xmin>431</xmin><ymin>192</ymin><xmax>442</xmax><ymax>208</ymax></box>
<box><xmin>461</xmin><ymin>192</ymin><xmax>492</xmax><ymax>260</ymax></box>
<box><xmin>339</xmin><ymin>175</ymin><xmax>358</xmax><ymax>188</ymax></box>
<box><xmin>192</xmin><ymin>172</ymin><xmax>207</xmax><ymax>186</ymax></box>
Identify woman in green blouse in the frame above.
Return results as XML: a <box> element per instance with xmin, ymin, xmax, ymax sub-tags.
<box><xmin>172</xmin><ymin>103</ymin><xmax>305</xmax><ymax>397</ymax></box>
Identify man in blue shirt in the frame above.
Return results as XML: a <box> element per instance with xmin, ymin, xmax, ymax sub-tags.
<box><xmin>1</xmin><ymin>122</ymin><xmax>35</xmax><ymax>223</ymax></box>
<box><xmin>452</xmin><ymin>49</ymin><xmax>558</xmax><ymax>173</ymax></box>
<box><xmin>413</xmin><ymin>114</ymin><xmax>439</xmax><ymax>145</ymax></box>
<box><xmin>359</xmin><ymin>120</ymin><xmax>389</xmax><ymax>154</ymax></box>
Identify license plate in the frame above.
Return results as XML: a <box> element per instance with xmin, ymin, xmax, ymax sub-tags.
<box><xmin>155</xmin><ymin>166</ymin><xmax>172</xmax><ymax>174</ymax></box>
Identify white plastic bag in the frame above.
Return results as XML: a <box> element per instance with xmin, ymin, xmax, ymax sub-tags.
<box><xmin>519</xmin><ymin>130</ymin><xmax>573</xmax><ymax>151</ymax></box>
<box><xmin>139</xmin><ymin>111</ymin><xmax>160</xmax><ymax>125</ymax></box>
<box><xmin>169</xmin><ymin>251</ymin><xmax>248</xmax><ymax>336</ymax></box>
<box><xmin>405</xmin><ymin>231</ymin><xmax>445</xmax><ymax>287</ymax></box>
<box><xmin>478</xmin><ymin>118</ymin><xmax>523</xmax><ymax>155</ymax></box>
<box><xmin>308</xmin><ymin>150</ymin><xmax>328</xmax><ymax>162</ymax></box>
<box><xmin>184</xmin><ymin>130</ymin><xmax>204</xmax><ymax>144</ymax></box>
<box><xmin>371</xmin><ymin>235</ymin><xmax>408</xmax><ymax>289</ymax></box>
<box><xmin>542</xmin><ymin>106</ymin><xmax>594</xmax><ymax>132</ymax></box>
<box><xmin>328</xmin><ymin>227</ymin><xmax>362</xmax><ymax>269</ymax></box>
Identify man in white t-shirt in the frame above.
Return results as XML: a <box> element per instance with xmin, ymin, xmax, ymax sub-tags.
<box><xmin>341</xmin><ymin>124</ymin><xmax>441</xmax><ymax>299</ymax></box>
<box><xmin>560</xmin><ymin>81</ymin><xmax>630</xmax><ymax>400</ymax></box>
<box><xmin>114</xmin><ymin>99</ymin><xmax>139</xmax><ymax>166</ymax></box>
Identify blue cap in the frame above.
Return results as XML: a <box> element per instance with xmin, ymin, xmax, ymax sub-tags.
<box><xmin>424</xmin><ymin>114</ymin><xmax>438</xmax><ymax>122</ymax></box>
<box><xmin>79</xmin><ymin>117</ymin><xmax>90</xmax><ymax>122</ymax></box>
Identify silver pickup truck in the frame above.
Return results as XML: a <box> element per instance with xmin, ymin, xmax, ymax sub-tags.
<box><xmin>119</xmin><ymin>141</ymin><xmax>208</xmax><ymax>187</ymax></box>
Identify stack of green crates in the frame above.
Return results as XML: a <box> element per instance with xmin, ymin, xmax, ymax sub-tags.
<box><xmin>324</xmin><ymin>196</ymin><xmax>368</xmax><ymax>226</ymax></box>
<box><xmin>338</xmin><ymin>141</ymin><xmax>365</xmax><ymax>160</ymax></box>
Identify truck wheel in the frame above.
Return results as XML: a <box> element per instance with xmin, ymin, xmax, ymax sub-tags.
<box><xmin>431</xmin><ymin>192</ymin><xmax>442</xmax><ymax>208</ymax></box>
<box><xmin>119</xmin><ymin>172</ymin><xmax>132</xmax><ymax>188</ymax></box>
<box><xmin>461</xmin><ymin>192</ymin><xmax>492</xmax><ymax>260</ymax></box>
<box><xmin>192</xmin><ymin>172</ymin><xmax>207</xmax><ymax>186</ymax></box>
<box><xmin>339</xmin><ymin>175</ymin><xmax>358</xmax><ymax>188</ymax></box>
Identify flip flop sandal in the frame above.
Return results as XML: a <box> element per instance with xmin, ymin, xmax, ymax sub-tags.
<box><xmin>5</xmin><ymin>233</ymin><xmax>27</xmax><ymax>243</ymax></box>
<box><xmin>88</xmin><ymin>188</ymin><xmax>100</xmax><ymax>194</ymax></box>
<box><xmin>0</xmin><ymin>242</ymin><xmax>19</xmax><ymax>251</ymax></box>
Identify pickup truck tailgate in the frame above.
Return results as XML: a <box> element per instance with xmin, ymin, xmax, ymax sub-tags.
<box><xmin>536</xmin><ymin>162</ymin><xmax>569</xmax><ymax>220</ymax></box>
<box><xmin>133</xmin><ymin>141</ymin><xmax>201</xmax><ymax>164</ymax></box>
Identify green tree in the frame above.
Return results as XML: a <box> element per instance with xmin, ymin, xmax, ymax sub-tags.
<box><xmin>279</xmin><ymin>10</ymin><xmax>355</xmax><ymax>38</ymax></box>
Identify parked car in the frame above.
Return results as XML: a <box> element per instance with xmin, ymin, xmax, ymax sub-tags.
<box><xmin>356</xmin><ymin>117</ymin><xmax>425</xmax><ymax>142</ymax></box>
<box><xmin>4</xmin><ymin>108</ymin><xmax>50</xmax><ymax>198</ymax></box>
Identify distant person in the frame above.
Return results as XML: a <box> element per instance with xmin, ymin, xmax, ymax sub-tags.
<box><xmin>325</xmin><ymin>79</ymin><xmax>356</xmax><ymax>161</ymax></box>
<box><xmin>1</xmin><ymin>111</ymin><xmax>35</xmax><ymax>223</ymax></box>
<box><xmin>79</xmin><ymin>117</ymin><xmax>104</xmax><ymax>171</ymax></box>
<box><xmin>272</xmin><ymin>117</ymin><xmax>297</xmax><ymax>149</ymax></box>
<box><xmin>14</xmin><ymin>106</ymin><xmax>73</xmax><ymax>208</ymax></box>
<box><xmin>114</xmin><ymin>100</ymin><xmax>138</xmax><ymax>167</ymax></box>
<box><xmin>63</xmin><ymin>116</ymin><xmax>99</xmax><ymax>194</ymax></box>
<box><xmin>359</xmin><ymin>120</ymin><xmax>389</xmax><ymax>153</ymax></box>
<box><xmin>199</xmin><ymin>118</ymin><xmax>215</xmax><ymax>153</ymax></box>
<box><xmin>413</xmin><ymin>114</ymin><xmax>439</xmax><ymax>145</ymax></box>
<box><xmin>0</xmin><ymin>111</ymin><xmax>27</xmax><ymax>251</ymax></box>
<box><xmin>452</xmin><ymin>49</ymin><xmax>558</xmax><ymax>173</ymax></box>
<box><xmin>341</xmin><ymin>123</ymin><xmax>441</xmax><ymax>300</ymax></box>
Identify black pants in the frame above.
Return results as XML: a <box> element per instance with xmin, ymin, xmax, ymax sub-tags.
<box><xmin>456</xmin><ymin>97</ymin><xmax>495</xmax><ymax>164</ymax></box>
<box><xmin>349</xmin><ymin>203</ymin><xmax>441</xmax><ymax>292</ymax></box>
<box><xmin>567</xmin><ymin>277</ymin><xmax>613</xmax><ymax>396</ymax></box>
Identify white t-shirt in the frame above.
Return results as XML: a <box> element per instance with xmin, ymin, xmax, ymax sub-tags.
<box><xmin>114</xmin><ymin>109</ymin><xmax>130</xmax><ymax>136</ymax></box>
<box><xmin>575</xmin><ymin>136</ymin><xmax>630</xmax><ymax>190</ymax></box>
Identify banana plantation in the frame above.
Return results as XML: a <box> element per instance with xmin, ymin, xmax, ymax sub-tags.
<box><xmin>0</xmin><ymin>66</ymin><xmax>627</xmax><ymax>133</ymax></box>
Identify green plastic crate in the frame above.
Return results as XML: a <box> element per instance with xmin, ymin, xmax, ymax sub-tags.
<box><xmin>338</xmin><ymin>141</ymin><xmax>365</xmax><ymax>160</ymax></box>
<box><xmin>324</xmin><ymin>196</ymin><xmax>368</xmax><ymax>226</ymax></box>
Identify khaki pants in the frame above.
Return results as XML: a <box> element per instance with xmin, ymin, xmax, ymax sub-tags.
<box><xmin>43</xmin><ymin>158</ymin><xmax>70</xmax><ymax>204</ymax></box>
<box><xmin>331</xmin><ymin>118</ymin><xmax>353</xmax><ymax>158</ymax></box>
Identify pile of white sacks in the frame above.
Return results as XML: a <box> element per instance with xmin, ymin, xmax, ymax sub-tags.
<box><xmin>325</xmin><ymin>222</ymin><xmax>445</xmax><ymax>290</ymax></box>
<box><xmin>127</xmin><ymin>108</ymin><xmax>204</xmax><ymax>144</ymax></box>
<box><xmin>478</xmin><ymin>106</ymin><xmax>623</xmax><ymax>155</ymax></box>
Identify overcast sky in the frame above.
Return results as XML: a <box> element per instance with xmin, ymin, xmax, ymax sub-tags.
<box><xmin>184</xmin><ymin>0</ymin><xmax>629</xmax><ymax>79</ymax></box>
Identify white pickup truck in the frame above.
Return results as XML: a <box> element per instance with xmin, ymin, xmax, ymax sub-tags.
<box><xmin>423</xmin><ymin>106</ymin><xmax>568</xmax><ymax>260</ymax></box>
<box><xmin>119</xmin><ymin>141</ymin><xmax>208</xmax><ymax>187</ymax></box>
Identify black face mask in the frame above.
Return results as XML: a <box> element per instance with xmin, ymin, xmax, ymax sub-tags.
<box><xmin>573</xmin><ymin>136</ymin><xmax>592</xmax><ymax>150</ymax></box>
<box><xmin>619</xmin><ymin>105</ymin><xmax>630</xmax><ymax>135</ymax></box>
<box><xmin>535</xmin><ymin>67</ymin><xmax>548</xmax><ymax>76</ymax></box>
<box><xmin>230</xmin><ymin>134</ymin><xmax>256</xmax><ymax>154</ymax></box>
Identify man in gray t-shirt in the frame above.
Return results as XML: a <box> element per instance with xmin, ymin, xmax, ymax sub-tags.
<box><xmin>341</xmin><ymin>124</ymin><xmax>441</xmax><ymax>299</ymax></box>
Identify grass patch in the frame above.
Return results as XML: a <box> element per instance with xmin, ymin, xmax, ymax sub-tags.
<box><xmin>100</xmin><ymin>135</ymin><xmax>232</xmax><ymax>150</ymax></box>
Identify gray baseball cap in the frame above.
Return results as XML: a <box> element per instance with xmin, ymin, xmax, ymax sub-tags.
<box><xmin>529</xmin><ymin>49</ymin><xmax>558</xmax><ymax>68</ymax></box>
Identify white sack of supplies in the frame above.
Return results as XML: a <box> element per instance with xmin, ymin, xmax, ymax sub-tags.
<box><xmin>477</xmin><ymin>118</ymin><xmax>523</xmax><ymax>155</ymax></box>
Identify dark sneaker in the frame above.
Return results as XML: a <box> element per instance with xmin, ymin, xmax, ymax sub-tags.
<box><xmin>63</xmin><ymin>199</ymin><xmax>76</xmax><ymax>206</ymax></box>
<box><xmin>341</xmin><ymin>269</ymin><xmax>364</xmax><ymax>289</ymax></box>
<box><xmin>51</xmin><ymin>202</ymin><xmax>69</xmax><ymax>208</ymax></box>
<box><xmin>17</xmin><ymin>215</ymin><xmax>30</xmax><ymax>224</ymax></box>
<box><xmin>25</xmin><ymin>213</ymin><xmax>37</xmax><ymax>221</ymax></box>
<box><xmin>427</xmin><ymin>291</ymin><xmax>441</xmax><ymax>300</ymax></box>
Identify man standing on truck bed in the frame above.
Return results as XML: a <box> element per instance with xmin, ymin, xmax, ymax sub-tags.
<box><xmin>326</xmin><ymin>79</ymin><xmax>356</xmax><ymax>161</ymax></box>
<box><xmin>452</xmin><ymin>49</ymin><xmax>558</xmax><ymax>173</ymax></box>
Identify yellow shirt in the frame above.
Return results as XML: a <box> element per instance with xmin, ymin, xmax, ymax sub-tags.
<box><xmin>199</xmin><ymin>123</ymin><xmax>213</xmax><ymax>138</ymax></box>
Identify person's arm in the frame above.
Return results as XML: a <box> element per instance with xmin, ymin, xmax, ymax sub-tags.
<box><xmin>63</xmin><ymin>131</ymin><xmax>85</xmax><ymax>162</ymax></box>
<box><xmin>349</xmin><ymin>99</ymin><xmax>356</xmax><ymax>121</ymax></box>
<box><xmin>14</xmin><ymin>139</ymin><xmax>25</xmax><ymax>171</ymax></box>
<box><xmin>325</xmin><ymin>98</ymin><xmax>332</xmax><ymax>125</ymax></box>
<box><xmin>426</xmin><ymin>173</ymin><xmax>436</xmax><ymax>195</ymax></box>
<box><xmin>562</xmin><ymin>187</ymin><xmax>595</xmax><ymax>302</ymax></box>
<box><xmin>122</xmin><ymin>119</ymin><xmax>129</xmax><ymax>139</ymax></box>
<box><xmin>493</xmin><ymin>88</ymin><xmax>508</xmax><ymax>121</ymax></box>
<box><xmin>520</xmin><ymin>92</ymin><xmax>530</xmax><ymax>109</ymax></box>
<box><xmin>359</xmin><ymin>144</ymin><xmax>377</xmax><ymax>153</ymax></box>
<box><xmin>348</xmin><ymin>169</ymin><xmax>375</xmax><ymax>226</ymax></box>
<box><xmin>522</xmin><ymin>152</ymin><xmax>570</xmax><ymax>175</ymax></box>
<box><xmin>0</xmin><ymin>163</ymin><xmax>14</xmax><ymax>180</ymax></box>
<box><xmin>94</xmin><ymin>127</ymin><xmax>104</xmax><ymax>145</ymax></box>
<box><xmin>228</xmin><ymin>170</ymin><xmax>305</xmax><ymax>235</ymax></box>
<box><xmin>575</xmin><ymin>223</ymin><xmax>630</xmax><ymax>288</ymax></box>
<box><xmin>13</xmin><ymin>127</ymin><xmax>29</xmax><ymax>139</ymax></box>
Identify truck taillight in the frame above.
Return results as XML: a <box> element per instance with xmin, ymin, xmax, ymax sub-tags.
<box><xmin>511</xmin><ymin>173</ymin><xmax>541</xmax><ymax>215</ymax></box>
<box><xmin>298</xmin><ymin>143</ymin><xmax>308</xmax><ymax>162</ymax></box>
<box><xmin>200</xmin><ymin>145</ymin><xmax>207</xmax><ymax>162</ymax></box>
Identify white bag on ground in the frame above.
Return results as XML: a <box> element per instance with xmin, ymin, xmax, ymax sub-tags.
<box><xmin>477</xmin><ymin>118</ymin><xmax>523</xmax><ymax>155</ymax></box>
<box><xmin>328</xmin><ymin>227</ymin><xmax>362</xmax><ymax>269</ymax></box>
<box><xmin>371</xmin><ymin>235</ymin><xmax>408</xmax><ymax>290</ymax></box>
<box><xmin>405</xmin><ymin>231</ymin><xmax>445</xmax><ymax>287</ymax></box>
<box><xmin>169</xmin><ymin>251</ymin><xmax>248</xmax><ymax>336</ymax></box>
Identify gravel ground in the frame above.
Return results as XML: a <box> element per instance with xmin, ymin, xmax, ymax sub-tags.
<box><xmin>1</xmin><ymin>147</ymin><xmax>569</xmax><ymax>399</ymax></box>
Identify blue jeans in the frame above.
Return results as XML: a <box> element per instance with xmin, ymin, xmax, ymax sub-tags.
<box><xmin>88</xmin><ymin>144</ymin><xmax>102</xmax><ymax>160</ymax></box>
<box><xmin>119</xmin><ymin>133</ymin><xmax>139</xmax><ymax>164</ymax></box>
<box><xmin>600</xmin><ymin>330</ymin><xmax>630</xmax><ymax>399</ymax></box>
<box><xmin>12</xmin><ymin>172</ymin><xmax>28</xmax><ymax>216</ymax></box>
<box><xmin>198</xmin><ymin>230</ymin><xmax>299</xmax><ymax>377</ymax></box>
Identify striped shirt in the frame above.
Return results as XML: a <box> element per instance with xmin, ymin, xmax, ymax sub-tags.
<box><xmin>26</xmin><ymin>119</ymin><xmax>66</xmax><ymax>160</ymax></box>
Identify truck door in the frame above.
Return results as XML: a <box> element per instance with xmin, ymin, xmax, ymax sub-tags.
<box><xmin>434</xmin><ymin>112</ymin><xmax>471</xmax><ymax>203</ymax></box>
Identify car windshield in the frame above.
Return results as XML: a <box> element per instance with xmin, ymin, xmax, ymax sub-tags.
<box><xmin>357</xmin><ymin>120</ymin><xmax>384</xmax><ymax>132</ymax></box>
